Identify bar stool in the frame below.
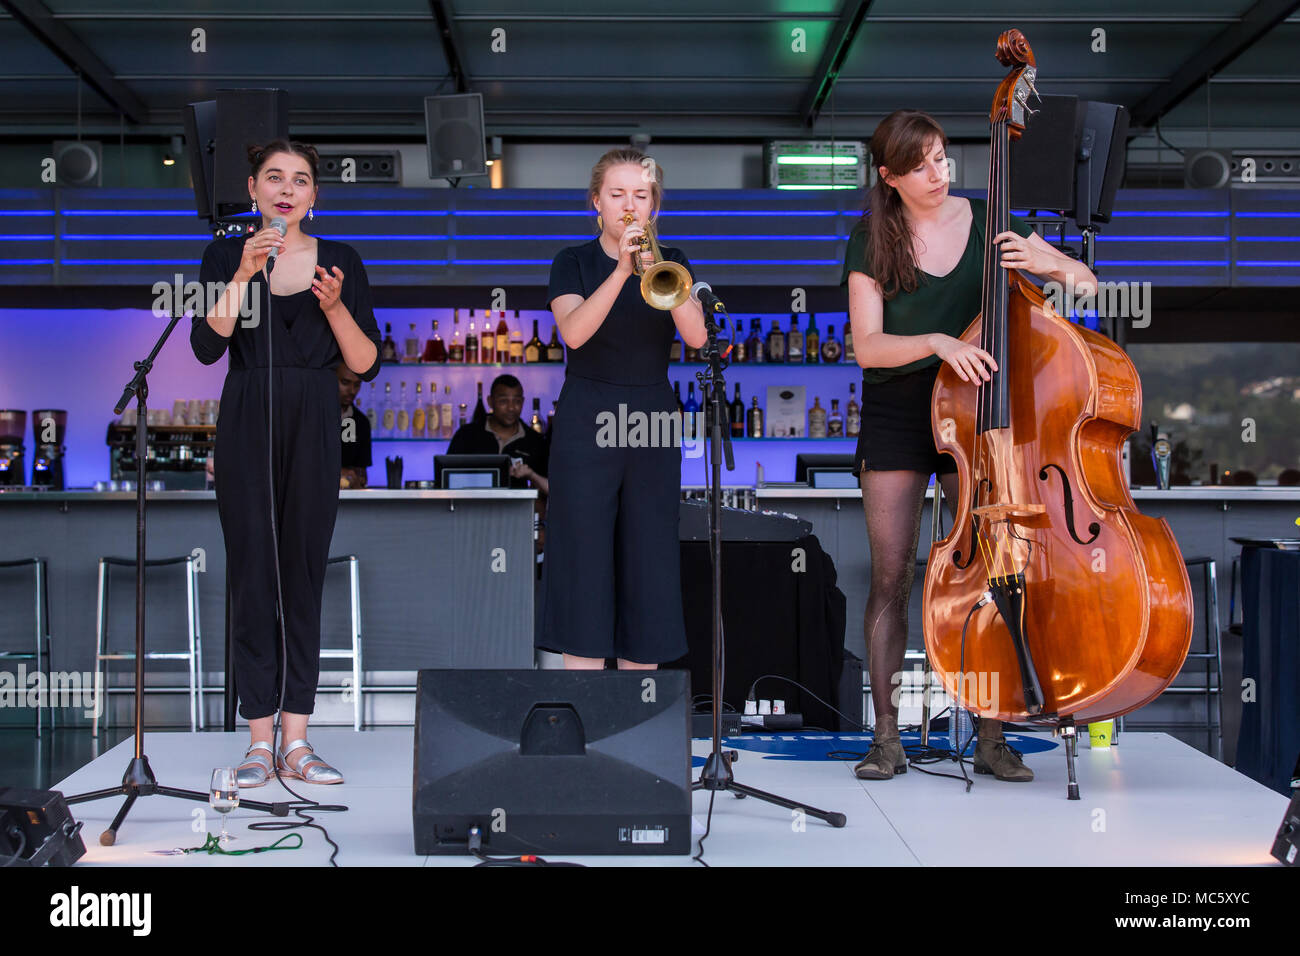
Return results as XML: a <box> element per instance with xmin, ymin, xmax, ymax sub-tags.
<box><xmin>0</xmin><ymin>558</ymin><xmax>54</xmax><ymax>736</ymax></box>
<box><xmin>1115</xmin><ymin>556</ymin><xmax>1222</xmax><ymax>757</ymax></box>
<box><xmin>322</xmin><ymin>554</ymin><xmax>363</xmax><ymax>731</ymax></box>
<box><xmin>93</xmin><ymin>554</ymin><xmax>204</xmax><ymax>736</ymax></box>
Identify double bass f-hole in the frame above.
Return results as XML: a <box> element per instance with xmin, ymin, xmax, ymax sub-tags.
<box><xmin>953</xmin><ymin>477</ymin><xmax>993</xmax><ymax>570</ymax></box>
<box><xmin>1038</xmin><ymin>463</ymin><xmax>1101</xmax><ymax>546</ymax></box>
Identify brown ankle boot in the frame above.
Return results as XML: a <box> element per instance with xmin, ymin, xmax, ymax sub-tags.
<box><xmin>973</xmin><ymin>722</ymin><xmax>1033</xmax><ymax>782</ymax></box>
<box><xmin>855</xmin><ymin>715</ymin><xmax>907</xmax><ymax>780</ymax></box>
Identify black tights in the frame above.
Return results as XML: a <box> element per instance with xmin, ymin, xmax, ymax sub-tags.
<box><xmin>860</xmin><ymin>468</ymin><xmax>959</xmax><ymax>725</ymax></box>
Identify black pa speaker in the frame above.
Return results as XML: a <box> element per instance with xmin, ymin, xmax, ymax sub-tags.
<box><xmin>1273</xmin><ymin>788</ymin><xmax>1300</xmax><ymax>866</ymax></box>
<box><xmin>424</xmin><ymin>93</ymin><xmax>486</xmax><ymax>180</ymax></box>
<box><xmin>213</xmin><ymin>89</ymin><xmax>290</xmax><ymax>218</ymax></box>
<box><xmin>1010</xmin><ymin>94</ymin><xmax>1080</xmax><ymax>211</ymax></box>
<box><xmin>183</xmin><ymin>99</ymin><xmax>217</xmax><ymax>220</ymax></box>
<box><xmin>413</xmin><ymin>669</ymin><xmax>692</xmax><ymax>856</ymax></box>
<box><xmin>1077</xmin><ymin>100</ymin><xmax>1129</xmax><ymax>225</ymax></box>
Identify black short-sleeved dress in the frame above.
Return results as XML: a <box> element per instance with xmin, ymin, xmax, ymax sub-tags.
<box><xmin>840</xmin><ymin>197</ymin><xmax>1034</xmax><ymax>476</ymax></box>
<box><xmin>191</xmin><ymin>235</ymin><xmax>381</xmax><ymax>720</ymax></box>
<box><xmin>537</xmin><ymin>237</ymin><xmax>692</xmax><ymax>663</ymax></box>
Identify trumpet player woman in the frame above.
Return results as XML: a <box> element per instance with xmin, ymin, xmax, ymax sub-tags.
<box><xmin>538</xmin><ymin>148</ymin><xmax>708</xmax><ymax>669</ymax></box>
<box><xmin>844</xmin><ymin>110</ymin><xmax>1096</xmax><ymax>781</ymax></box>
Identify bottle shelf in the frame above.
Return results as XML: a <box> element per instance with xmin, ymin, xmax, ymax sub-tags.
<box><xmin>369</xmin><ymin>435</ymin><xmax>858</xmax><ymax>443</ymax></box>
<box><xmin>378</xmin><ymin>361</ymin><xmax>560</xmax><ymax>369</ymax></box>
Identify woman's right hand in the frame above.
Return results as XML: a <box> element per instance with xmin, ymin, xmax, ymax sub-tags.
<box><xmin>617</xmin><ymin>219</ymin><xmax>648</xmax><ymax>277</ymax></box>
<box><xmin>235</xmin><ymin>225</ymin><xmax>286</xmax><ymax>280</ymax></box>
<box><xmin>930</xmin><ymin>333</ymin><xmax>997</xmax><ymax>383</ymax></box>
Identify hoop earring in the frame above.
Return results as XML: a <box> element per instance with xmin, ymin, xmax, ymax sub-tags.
<box><xmin>251</xmin><ymin>199</ymin><xmax>258</xmax><ymax>214</ymax></box>
<box><xmin>309</xmin><ymin>207</ymin><xmax>314</xmax><ymax>221</ymax></box>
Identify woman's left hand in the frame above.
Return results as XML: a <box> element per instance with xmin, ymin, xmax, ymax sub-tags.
<box><xmin>313</xmin><ymin>265</ymin><xmax>344</xmax><ymax>311</ymax></box>
<box><xmin>994</xmin><ymin>231</ymin><xmax>1050</xmax><ymax>274</ymax></box>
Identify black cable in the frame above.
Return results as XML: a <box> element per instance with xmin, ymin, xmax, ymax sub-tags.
<box><xmin>692</xmin><ymin>790</ymin><xmax>715</xmax><ymax>868</ymax></box>
<box><xmin>242</xmin><ymin>250</ymin><xmax>347</xmax><ymax>865</ymax></box>
<box><xmin>0</xmin><ymin>828</ymin><xmax>27</xmax><ymax>867</ymax></box>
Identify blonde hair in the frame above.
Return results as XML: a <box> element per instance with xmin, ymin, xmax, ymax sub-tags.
<box><xmin>589</xmin><ymin>148</ymin><xmax>664</xmax><ymax>229</ymax></box>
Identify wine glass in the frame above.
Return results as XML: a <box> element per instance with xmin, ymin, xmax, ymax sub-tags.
<box><xmin>209</xmin><ymin>768</ymin><xmax>239</xmax><ymax>845</ymax></box>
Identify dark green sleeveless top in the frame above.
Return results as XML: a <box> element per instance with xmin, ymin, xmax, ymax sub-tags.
<box><xmin>840</xmin><ymin>197</ymin><xmax>1034</xmax><ymax>384</ymax></box>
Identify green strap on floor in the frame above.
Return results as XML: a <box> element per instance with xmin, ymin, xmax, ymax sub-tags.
<box><xmin>185</xmin><ymin>832</ymin><xmax>303</xmax><ymax>856</ymax></box>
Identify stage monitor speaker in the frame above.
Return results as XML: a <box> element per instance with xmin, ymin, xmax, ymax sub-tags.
<box><xmin>1273</xmin><ymin>787</ymin><xmax>1300</xmax><ymax>866</ymax></box>
<box><xmin>183</xmin><ymin>99</ymin><xmax>217</xmax><ymax>220</ymax></box>
<box><xmin>413</xmin><ymin>669</ymin><xmax>692</xmax><ymax>856</ymax></box>
<box><xmin>1077</xmin><ymin>100</ymin><xmax>1129</xmax><ymax>224</ymax></box>
<box><xmin>1010</xmin><ymin>94</ymin><xmax>1079</xmax><ymax>211</ymax></box>
<box><xmin>424</xmin><ymin>93</ymin><xmax>486</xmax><ymax>180</ymax></box>
<box><xmin>213</xmin><ymin>89</ymin><xmax>290</xmax><ymax>218</ymax></box>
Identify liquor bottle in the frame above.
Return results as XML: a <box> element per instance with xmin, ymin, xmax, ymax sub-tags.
<box><xmin>365</xmin><ymin>383</ymin><xmax>378</xmax><ymax>433</ymax></box>
<box><xmin>525</xmin><ymin>319</ymin><xmax>543</xmax><ymax>364</ymax></box>
<box><xmin>509</xmin><ymin>310</ymin><xmax>524</xmax><ymax>364</ymax></box>
<box><xmin>805</xmin><ymin>314</ymin><xmax>819</xmax><ymax>364</ymax></box>
<box><xmin>495</xmin><ymin>311</ymin><xmax>510</xmax><ymax>364</ymax></box>
<box><xmin>425</xmin><ymin>382</ymin><xmax>439</xmax><ymax>438</ymax></box>
<box><xmin>466</xmin><ymin>318</ymin><xmax>479</xmax><ymax>364</ymax></box>
<box><xmin>684</xmin><ymin>342</ymin><xmax>698</xmax><ymax>363</ymax></box>
<box><xmin>546</xmin><ymin>326</ymin><xmax>564</xmax><ymax>363</ymax></box>
<box><xmin>380</xmin><ymin>382</ymin><xmax>395</xmax><ymax>438</ymax></box>
<box><xmin>397</xmin><ymin>382</ymin><xmax>411</xmax><ymax>436</ymax></box>
<box><xmin>547</xmin><ymin>400</ymin><xmax>556</xmax><ymax>435</ymax></box>
<box><xmin>669</xmin><ymin>334</ymin><xmax>682</xmax><ymax>362</ymax></box>
<box><xmin>733</xmin><ymin>335</ymin><xmax>746</xmax><ymax>364</ymax></box>
<box><xmin>472</xmin><ymin>381</ymin><xmax>487</xmax><ymax>425</ymax></box>
<box><xmin>440</xmin><ymin>386</ymin><xmax>454</xmax><ymax>440</ymax></box>
<box><xmin>747</xmin><ymin>396</ymin><xmax>764</xmax><ymax>438</ymax></box>
<box><xmin>479</xmin><ymin>310</ymin><xmax>495</xmax><ymax>363</ymax></box>
<box><xmin>380</xmin><ymin>323</ymin><xmax>398</xmax><ymax>363</ymax></box>
<box><xmin>748</xmin><ymin>319</ymin><xmax>764</xmax><ymax>364</ymax></box>
<box><xmin>828</xmin><ymin>398</ymin><xmax>843</xmax><ymax>437</ymax></box>
<box><xmin>404</xmin><ymin>323</ymin><xmax>420</xmax><ymax>364</ymax></box>
<box><xmin>673</xmin><ymin>381</ymin><xmax>684</xmax><ymax>433</ymax></box>
<box><xmin>421</xmin><ymin>319</ymin><xmax>448</xmax><ymax>363</ymax></box>
<box><xmin>843</xmin><ymin>322</ymin><xmax>855</xmax><ymax>363</ymax></box>
<box><xmin>458</xmin><ymin>402</ymin><xmax>468</xmax><ymax>430</ymax></box>
<box><xmin>786</xmin><ymin>313</ymin><xmax>804</xmax><ymax>363</ymax></box>
<box><xmin>449</xmin><ymin>315</ymin><xmax>465</xmax><ymax>363</ymax></box>
<box><xmin>530</xmin><ymin>397</ymin><xmax>543</xmax><ymax>433</ymax></box>
<box><xmin>684</xmin><ymin>382</ymin><xmax>700</xmax><ymax>440</ymax></box>
<box><xmin>808</xmin><ymin>395</ymin><xmax>826</xmax><ymax>438</ymax></box>
<box><xmin>846</xmin><ymin>383</ymin><xmax>861</xmax><ymax>437</ymax></box>
<box><xmin>730</xmin><ymin>383</ymin><xmax>745</xmax><ymax>438</ymax></box>
<box><xmin>765</xmin><ymin>319</ymin><xmax>785</xmax><ymax>362</ymax></box>
<box><xmin>412</xmin><ymin>383</ymin><xmax>426</xmax><ymax>438</ymax></box>
<box><xmin>821</xmin><ymin>323</ymin><xmax>842</xmax><ymax>363</ymax></box>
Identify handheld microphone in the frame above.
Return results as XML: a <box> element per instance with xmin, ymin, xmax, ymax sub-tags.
<box><xmin>691</xmin><ymin>280</ymin><xmax>725</xmax><ymax>314</ymax></box>
<box><xmin>266</xmin><ymin>216</ymin><xmax>287</xmax><ymax>273</ymax></box>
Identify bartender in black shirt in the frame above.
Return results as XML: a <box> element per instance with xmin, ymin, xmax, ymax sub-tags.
<box><xmin>447</xmin><ymin>374</ymin><xmax>549</xmax><ymax>493</ymax></box>
<box><xmin>337</xmin><ymin>363</ymin><xmax>372</xmax><ymax>488</ymax></box>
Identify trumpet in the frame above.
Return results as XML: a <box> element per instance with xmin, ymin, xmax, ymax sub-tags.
<box><xmin>622</xmin><ymin>213</ymin><xmax>692</xmax><ymax>311</ymax></box>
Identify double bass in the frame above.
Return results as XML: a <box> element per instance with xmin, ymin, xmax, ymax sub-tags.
<box><xmin>922</xmin><ymin>29</ymin><xmax>1194</xmax><ymax>799</ymax></box>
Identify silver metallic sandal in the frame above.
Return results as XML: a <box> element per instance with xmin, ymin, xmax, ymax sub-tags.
<box><xmin>236</xmin><ymin>741</ymin><xmax>274</xmax><ymax>788</ymax></box>
<box><xmin>276</xmin><ymin>738</ymin><xmax>344</xmax><ymax>785</ymax></box>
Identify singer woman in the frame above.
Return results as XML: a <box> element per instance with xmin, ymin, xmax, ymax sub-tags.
<box><xmin>843</xmin><ymin>110</ymin><xmax>1097</xmax><ymax>781</ymax></box>
<box><xmin>191</xmin><ymin>140</ymin><xmax>381</xmax><ymax>786</ymax></box>
<box><xmin>538</xmin><ymin>148</ymin><xmax>708</xmax><ymax>669</ymax></box>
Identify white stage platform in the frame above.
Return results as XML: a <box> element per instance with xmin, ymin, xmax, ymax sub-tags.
<box><xmin>53</xmin><ymin>729</ymin><xmax>1287</xmax><ymax>867</ymax></box>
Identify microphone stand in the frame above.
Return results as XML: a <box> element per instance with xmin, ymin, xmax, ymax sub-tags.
<box><xmin>65</xmin><ymin>307</ymin><xmax>290</xmax><ymax>845</ymax></box>
<box><xmin>690</xmin><ymin>294</ymin><xmax>846</xmax><ymax>830</ymax></box>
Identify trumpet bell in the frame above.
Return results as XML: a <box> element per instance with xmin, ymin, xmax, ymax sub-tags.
<box><xmin>642</xmin><ymin>259</ymin><xmax>692</xmax><ymax>311</ymax></box>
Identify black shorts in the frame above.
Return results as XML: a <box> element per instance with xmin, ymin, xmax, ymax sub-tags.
<box><xmin>853</xmin><ymin>363</ymin><xmax>957</xmax><ymax>477</ymax></box>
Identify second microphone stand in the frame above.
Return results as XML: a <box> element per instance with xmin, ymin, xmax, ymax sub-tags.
<box><xmin>690</xmin><ymin>299</ymin><xmax>846</xmax><ymax>830</ymax></box>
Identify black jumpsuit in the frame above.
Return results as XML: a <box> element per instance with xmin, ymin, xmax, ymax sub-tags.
<box><xmin>537</xmin><ymin>238</ymin><xmax>691</xmax><ymax>663</ymax></box>
<box><xmin>191</xmin><ymin>236</ymin><xmax>381</xmax><ymax>720</ymax></box>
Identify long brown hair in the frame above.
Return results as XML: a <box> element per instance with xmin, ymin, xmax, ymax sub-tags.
<box><xmin>863</xmin><ymin>110</ymin><xmax>948</xmax><ymax>299</ymax></box>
